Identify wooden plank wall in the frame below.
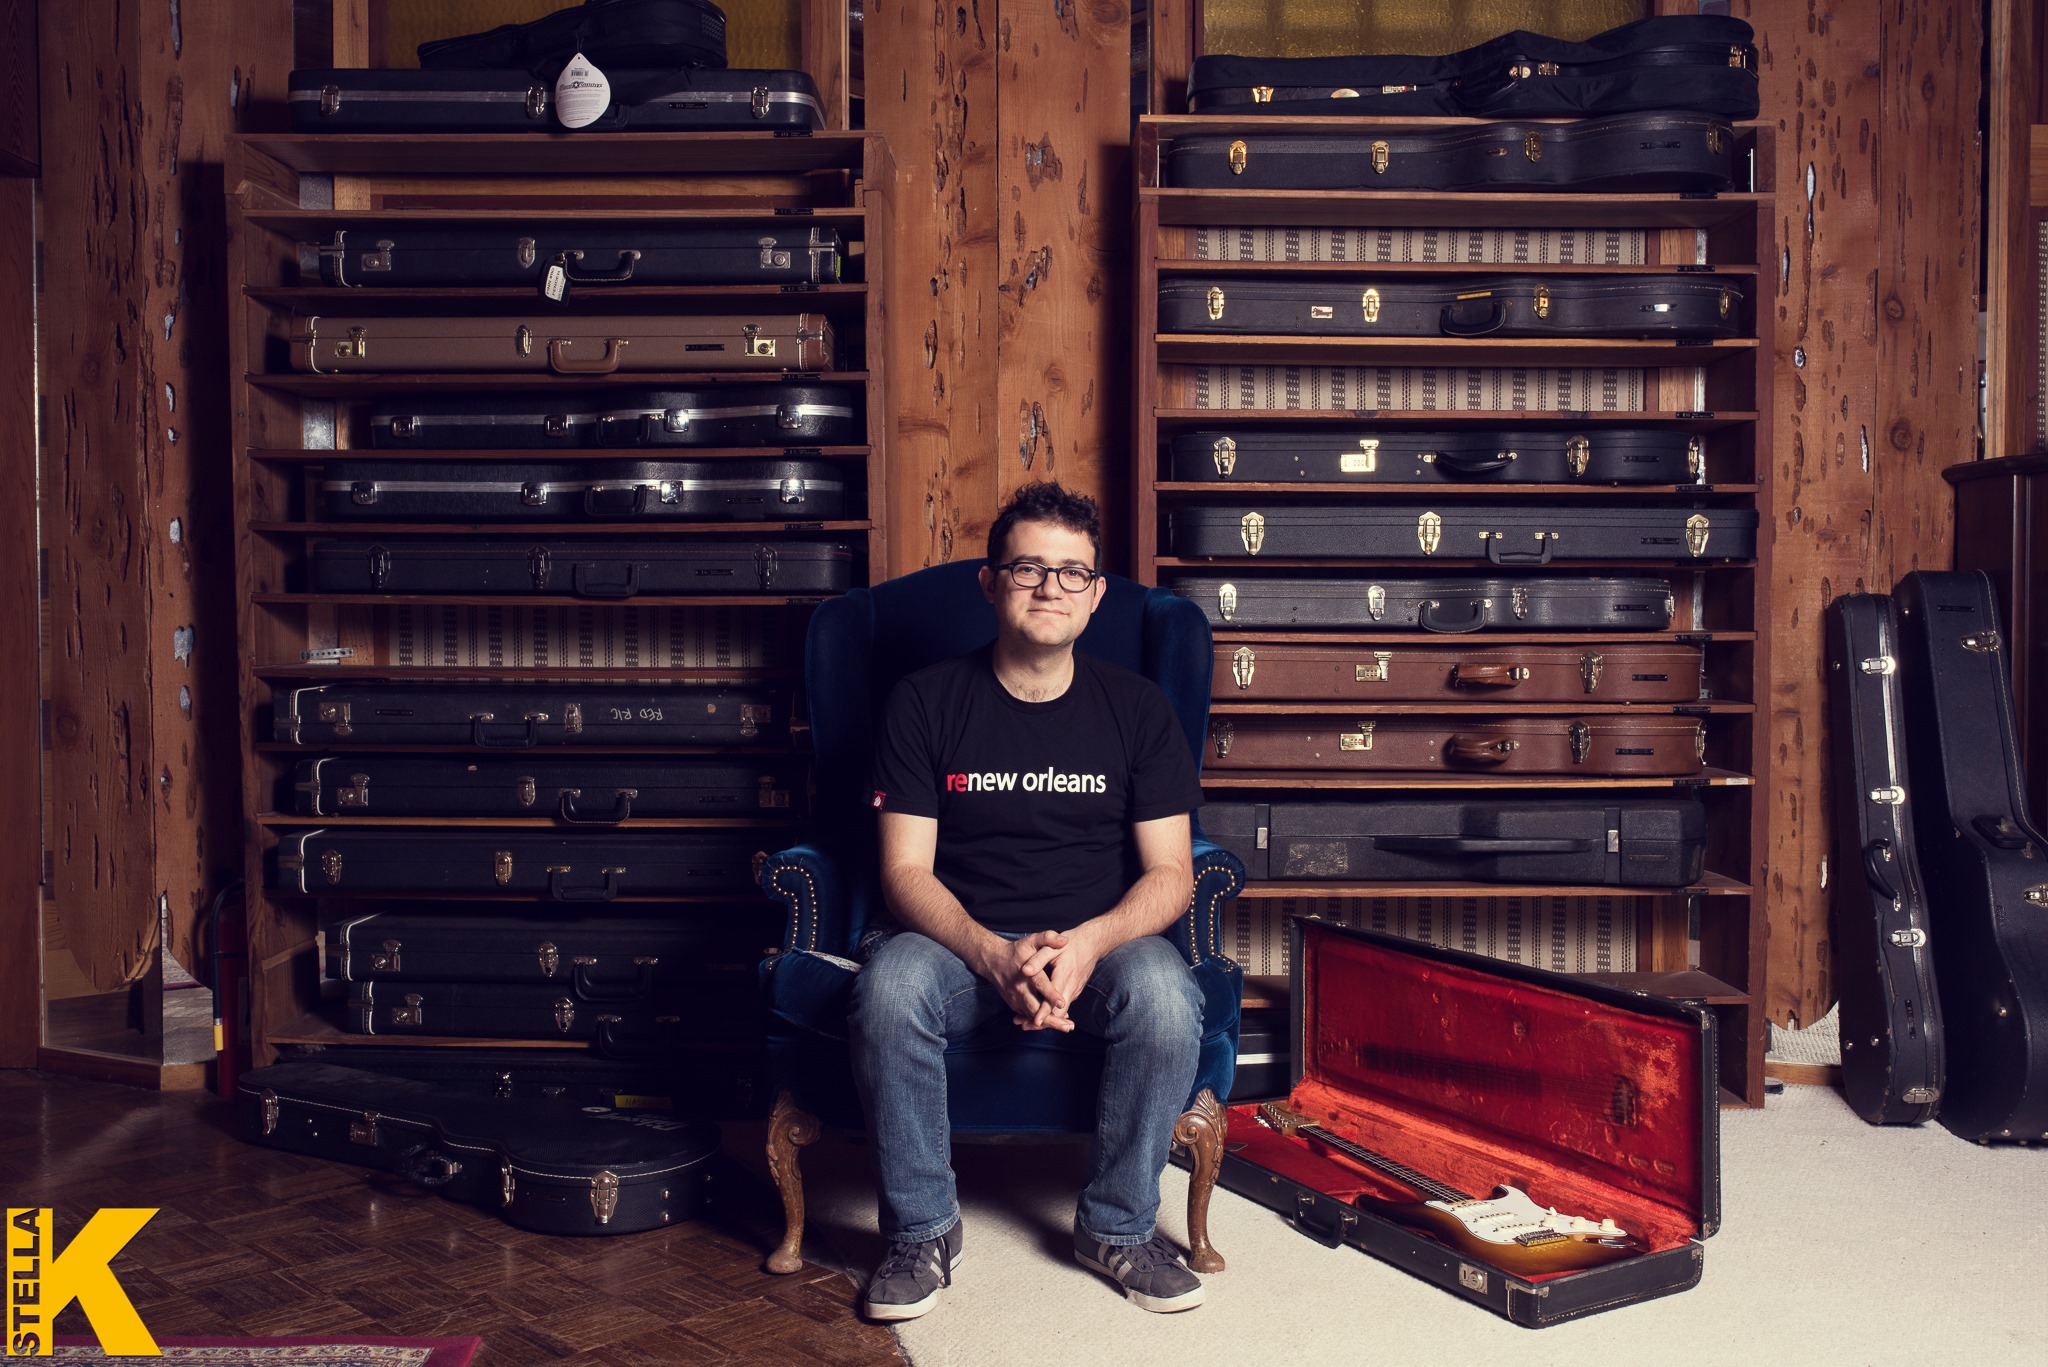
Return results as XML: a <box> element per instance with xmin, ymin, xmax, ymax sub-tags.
<box><xmin>1984</xmin><ymin>0</ymin><xmax>2040</xmax><ymax>459</ymax></box>
<box><xmin>36</xmin><ymin>0</ymin><xmax>292</xmax><ymax>1002</ymax></box>
<box><xmin>868</xmin><ymin>0</ymin><xmax>1131</xmax><ymax>576</ymax></box>
<box><xmin>1739</xmin><ymin>0</ymin><xmax>1980</xmax><ymax>1028</ymax></box>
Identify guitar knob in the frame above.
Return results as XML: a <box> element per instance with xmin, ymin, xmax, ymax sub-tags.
<box><xmin>1599</xmin><ymin>1218</ymin><xmax>1619</xmax><ymax>1234</ymax></box>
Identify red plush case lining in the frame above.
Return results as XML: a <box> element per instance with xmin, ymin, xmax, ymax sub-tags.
<box><xmin>1252</xmin><ymin>925</ymin><xmax>1706</xmax><ymax>1260</ymax></box>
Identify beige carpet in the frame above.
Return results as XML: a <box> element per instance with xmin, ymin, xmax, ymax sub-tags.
<box><xmin>782</xmin><ymin>1085</ymin><xmax>2047</xmax><ymax>1367</ymax></box>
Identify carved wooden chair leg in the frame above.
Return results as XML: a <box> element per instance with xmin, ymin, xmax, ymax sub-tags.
<box><xmin>1174</xmin><ymin>1087</ymin><xmax>1227</xmax><ymax>1273</ymax></box>
<box><xmin>764</xmin><ymin>1089</ymin><xmax>821</xmax><ymax>1274</ymax></box>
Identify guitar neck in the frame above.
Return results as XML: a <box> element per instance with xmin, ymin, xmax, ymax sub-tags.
<box><xmin>1294</xmin><ymin>1121</ymin><xmax>1472</xmax><ymax>1205</ymax></box>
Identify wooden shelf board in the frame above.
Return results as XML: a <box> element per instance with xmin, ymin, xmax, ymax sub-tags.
<box><xmin>248</xmin><ymin>371</ymin><xmax>871</xmax><ymax>396</ymax></box>
<box><xmin>1200</xmin><ymin>769</ymin><xmax>1754</xmax><ymax>790</ymax></box>
<box><xmin>1231</xmin><ymin>873</ymin><xmax>1751</xmax><ymax>899</ymax></box>
<box><xmin>1210</xmin><ymin>630</ymin><xmax>1756</xmax><ymax>645</ymax></box>
<box><xmin>254</xmin><ymin>664</ymin><xmax>795</xmax><ymax>681</ymax></box>
<box><xmin>1209</xmin><ymin>701</ymin><xmax>1752</xmax><ymax>715</ymax></box>
<box><xmin>1143</xmin><ymin>188</ymin><xmax>1773</xmax><ymax>232</ymax></box>
<box><xmin>1153</xmin><ymin>482</ymin><xmax>1755</xmax><ymax>497</ymax></box>
<box><xmin>253</xmin><ymin>593</ymin><xmax>842</xmax><ymax>607</ymax></box>
<box><xmin>249</xmin><ymin>446</ymin><xmax>872</xmax><ymax>463</ymax></box>
<box><xmin>253</xmin><ymin>520</ymin><xmax>873</xmax><ymax>536</ymax></box>
<box><xmin>1574</xmin><ymin>970</ymin><xmax>1750</xmax><ymax>1005</ymax></box>
<box><xmin>1157</xmin><ymin>335</ymin><xmax>1756</xmax><ymax>367</ymax></box>
<box><xmin>248</xmin><ymin>285</ymin><xmax>868</xmax><ymax>310</ymax></box>
<box><xmin>257</xmin><ymin>813</ymin><xmax>795</xmax><ymax>829</ymax></box>
<box><xmin>1155</xmin><ymin>259</ymin><xmax>1762</xmax><ymax>278</ymax></box>
<box><xmin>1153</xmin><ymin>556</ymin><xmax>1756</xmax><ymax>570</ymax></box>
<box><xmin>236</xmin><ymin>131</ymin><xmax>879</xmax><ymax>177</ymax></box>
<box><xmin>1154</xmin><ymin>409</ymin><xmax>1760</xmax><ymax>429</ymax></box>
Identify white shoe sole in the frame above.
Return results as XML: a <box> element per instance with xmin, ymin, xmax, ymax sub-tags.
<box><xmin>1074</xmin><ymin>1248</ymin><xmax>1206</xmax><ymax>1312</ymax></box>
<box><xmin>862</xmin><ymin>1249</ymin><xmax>963</xmax><ymax>1322</ymax></box>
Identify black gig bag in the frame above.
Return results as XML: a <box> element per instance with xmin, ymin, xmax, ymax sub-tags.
<box><xmin>238</xmin><ymin>1061</ymin><xmax>721</xmax><ymax>1235</ymax></box>
<box><xmin>1169</xmin><ymin>574</ymin><xmax>1675</xmax><ymax>632</ymax></box>
<box><xmin>1166</xmin><ymin>505</ymin><xmax>1756</xmax><ymax>564</ymax></box>
<box><xmin>1160</xmin><ymin>276</ymin><xmax>1742</xmax><ymax>341</ymax></box>
<box><xmin>293</xmin><ymin>754</ymin><xmax>798</xmax><ymax>820</ymax></box>
<box><xmin>328</xmin><ymin>910</ymin><xmax>768</xmax><ymax>989</ymax></box>
<box><xmin>416</xmin><ymin>0</ymin><xmax>728</xmax><ymax>76</ymax></box>
<box><xmin>288</xmin><ymin>68</ymin><xmax>824</xmax><ymax>134</ymax></box>
<box><xmin>1894</xmin><ymin>571</ymin><xmax>2048</xmax><ymax>1142</ymax></box>
<box><xmin>367</xmin><ymin>384</ymin><xmax>861</xmax><ymax>450</ymax></box>
<box><xmin>274</xmin><ymin>828</ymin><xmax>770</xmax><ymax>900</ymax></box>
<box><xmin>318</xmin><ymin>457</ymin><xmax>849</xmax><ymax>522</ymax></box>
<box><xmin>302</xmin><ymin>224</ymin><xmax>841</xmax><ymax>292</ymax></box>
<box><xmin>273</xmin><ymin>683</ymin><xmax>780</xmax><ymax>748</ymax></box>
<box><xmin>1202</xmin><ymin>799</ymin><xmax>1707</xmax><ymax>887</ymax></box>
<box><xmin>1162</xmin><ymin>114</ymin><xmax>1737</xmax><ymax>193</ymax></box>
<box><xmin>307</xmin><ymin>536</ymin><xmax>855</xmax><ymax>596</ymax></box>
<box><xmin>1170</xmin><ymin>428</ymin><xmax>1706</xmax><ymax>486</ymax></box>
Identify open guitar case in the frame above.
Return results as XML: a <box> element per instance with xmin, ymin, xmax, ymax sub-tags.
<box><xmin>1199</xmin><ymin>919</ymin><xmax>1718</xmax><ymax>1325</ymax></box>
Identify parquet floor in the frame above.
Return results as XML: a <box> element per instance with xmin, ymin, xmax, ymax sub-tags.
<box><xmin>0</xmin><ymin>1071</ymin><xmax>905</xmax><ymax>1367</ymax></box>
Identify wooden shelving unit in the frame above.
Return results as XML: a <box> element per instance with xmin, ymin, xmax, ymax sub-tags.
<box><xmin>1132</xmin><ymin>115</ymin><xmax>1775</xmax><ymax>1105</ymax></box>
<box><xmin>227</xmin><ymin>130</ymin><xmax>894</xmax><ymax>1079</ymax></box>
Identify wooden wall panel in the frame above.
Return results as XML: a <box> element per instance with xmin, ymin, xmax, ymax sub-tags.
<box><xmin>1984</xmin><ymin>0</ymin><xmax>2038</xmax><ymax>459</ymax></box>
<box><xmin>0</xmin><ymin>177</ymin><xmax>38</xmax><ymax>1064</ymax></box>
<box><xmin>0</xmin><ymin>0</ymin><xmax>37</xmax><ymax>174</ymax></box>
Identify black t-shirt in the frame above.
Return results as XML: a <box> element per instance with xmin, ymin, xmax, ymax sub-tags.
<box><xmin>869</xmin><ymin>645</ymin><xmax>1204</xmax><ymax>933</ymax></box>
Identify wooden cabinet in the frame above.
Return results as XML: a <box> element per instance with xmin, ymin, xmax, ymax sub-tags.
<box><xmin>225</xmin><ymin>131</ymin><xmax>893</xmax><ymax>1074</ymax></box>
<box><xmin>1131</xmin><ymin>115</ymin><xmax>1775</xmax><ymax>1104</ymax></box>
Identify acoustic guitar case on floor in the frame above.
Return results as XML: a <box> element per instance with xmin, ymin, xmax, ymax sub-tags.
<box><xmin>1162</xmin><ymin>113</ymin><xmax>1738</xmax><ymax>192</ymax></box>
<box><xmin>1169</xmin><ymin>428</ymin><xmax>1707</xmax><ymax>486</ymax></box>
<box><xmin>275</xmin><ymin>827</ymin><xmax>769</xmax><ymax>900</ymax></box>
<box><xmin>1894</xmin><ymin>571</ymin><xmax>2048</xmax><ymax>1142</ymax></box>
<box><xmin>1170</xmin><ymin>574</ymin><xmax>1675</xmax><ymax>632</ymax></box>
<box><xmin>287</xmin><ymin>69</ymin><xmax>824</xmax><ymax>134</ymax></box>
<box><xmin>272</xmin><ymin>683</ymin><xmax>780</xmax><ymax>748</ymax></box>
<box><xmin>1186</xmin><ymin>15</ymin><xmax>1758</xmax><ymax>120</ymax></box>
<box><xmin>1824</xmin><ymin>593</ymin><xmax>1944</xmax><ymax>1125</ymax></box>
<box><xmin>1212</xmin><ymin>641</ymin><xmax>1703</xmax><ymax>704</ymax></box>
<box><xmin>293</xmin><ymin>754</ymin><xmax>798</xmax><ymax>819</ymax></box>
<box><xmin>1205</xmin><ymin>714</ymin><xmax>1705</xmax><ymax>776</ymax></box>
<box><xmin>1202</xmin><ymin>798</ymin><xmax>1708</xmax><ymax>887</ymax></box>
<box><xmin>289</xmin><ymin>313</ymin><xmax>836</xmax><ymax>374</ymax></box>
<box><xmin>238</xmin><ymin>1061</ymin><xmax>721</xmax><ymax>1235</ymax></box>
<box><xmin>300</xmin><ymin>224</ymin><xmax>840</xmax><ymax>292</ymax></box>
<box><xmin>318</xmin><ymin>457</ymin><xmax>848</xmax><ymax>522</ymax></box>
<box><xmin>328</xmin><ymin>909</ymin><xmax>768</xmax><ymax>989</ymax></box>
<box><xmin>415</xmin><ymin>0</ymin><xmax>728</xmax><ymax>77</ymax></box>
<box><xmin>275</xmin><ymin>1041</ymin><xmax>766</xmax><ymax>1117</ymax></box>
<box><xmin>1160</xmin><ymin>276</ymin><xmax>1742</xmax><ymax>340</ymax></box>
<box><xmin>366</xmin><ymin>385</ymin><xmax>862</xmax><ymax>449</ymax></box>
<box><xmin>1167</xmin><ymin>505</ymin><xmax>1757</xmax><ymax>564</ymax></box>
<box><xmin>306</xmin><ymin>536</ymin><xmax>855</xmax><ymax>596</ymax></box>
<box><xmin>1187</xmin><ymin>920</ymin><xmax>1716</xmax><ymax>1325</ymax></box>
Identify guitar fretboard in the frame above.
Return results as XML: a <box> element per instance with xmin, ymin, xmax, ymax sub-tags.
<box><xmin>1263</xmin><ymin>1105</ymin><xmax>1471</xmax><ymax>1205</ymax></box>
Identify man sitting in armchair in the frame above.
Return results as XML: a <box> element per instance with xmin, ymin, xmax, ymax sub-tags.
<box><xmin>852</xmin><ymin>481</ymin><xmax>1210</xmax><ymax>1321</ymax></box>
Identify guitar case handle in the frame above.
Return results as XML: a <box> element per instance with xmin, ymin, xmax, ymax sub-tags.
<box><xmin>549</xmin><ymin>337</ymin><xmax>626</xmax><ymax>374</ymax></box>
<box><xmin>1484</xmin><ymin>535</ymin><xmax>1556</xmax><ymax>567</ymax></box>
<box><xmin>571</xmin><ymin>960</ymin><xmax>657</xmax><ymax>1001</ymax></box>
<box><xmin>1449</xmin><ymin>662</ymin><xmax>1526</xmax><ymax>688</ymax></box>
<box><xmin>572</xmin><ymin>562</ymin><xmax>644</xmax><ymax>599</ymax></box>
<box><xmin>583</xmin><ymin>484</ymin><xmax>653</xmax><ymax>517</ymax></box>
<box><xmin>1862</xmin><ymin>838</ymin><xmax>1899</xmax><ymax>903</ymax></box>
<box><xmin>548</xmin><ymin>866</ymin><xmax>622</xmax><ymax>903</ymax></box>
<box><xmin>1379</xmin><ymin>835</ymin><xmax>1593</xmax><ymax>856</ymax></box>
<box><xmin>1432</xmin><ymin>449</ymin><xmax>1516</xmax><ymax>476</ymax></box>
<box><xmin>1972</xmin><ymin>814</ymin><xmax>2033</xmax><ymax>850</ymax></box>
<box><xmin>400</xmin><ymin>1145</ymin><xmax>463</xmax><ymax>1189</ymax></box>
<box><xmin>471</xmin><ymin>716</ymin><xmax>541</xmax><ymax>749</ymax></box>
<box><xmin>1417</xmin><ymin>596</ymin><xmax>1488</xmax><ymax>634</ymax></box>
<box><xmin>1445</xmin><ymin>733</ymin><xmax>1518</xmax><ymax>766</ymax></box>
<box><xmin>559</xmin><ymin>789</ymin><xmax>635</xmax><ymax>825</ymax></box>
<box><xmin>563</xmin><ymin>249</ymin><xmax>641</xmax><ymax>283</ymax></box>
<box><xmin>1439</xmin><ymin>297</ymin><xmax>1511</xmax><ymax>338</ymax></box>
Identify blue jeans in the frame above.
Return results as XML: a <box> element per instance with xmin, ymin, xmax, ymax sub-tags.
<box><xmin>847</xmin><ymin>930</ymin><xmax>1204</xmax><ymax>1246</ymax></box>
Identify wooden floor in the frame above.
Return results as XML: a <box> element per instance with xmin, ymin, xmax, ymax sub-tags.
<box><xmin>0</xmin><ymin>1070</ymin><xmax>905</xmax><ymax>1367</ymax></box>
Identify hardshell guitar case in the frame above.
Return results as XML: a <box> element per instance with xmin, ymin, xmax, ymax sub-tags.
<box><xmin>272</xmin><ymin>683</ymin><xmax>780</xmax><ymax>748</ymax></box>
<box><xmin>1160</xmin><ymin>276</ymin><xmax>1742</xmax><ymax>340</ymax></box>
<box><xmin>274</xmin><ymin>828</ymin><xmax>769</xmax><ymax>900</ymax></box>
<box><xmin>1205</xmin><ymin>714</ymin><xmax>1705</xmax><ymax>776</ymax></box>
<box><xmin>1170</xmin><ymin>428</ymin><xmax>1707</xmax><ymax>486</ymax></box>
<box><xmin>274</xmin><ymin>1041</ymin><xmax>743</xmax><ymax>1113</ymax></box>
<box><xmin>318</xmin><ymin>457</ymin><xmax>848</xmax><ymax>522</ymax></box>
<box><xmin>293</xmin><ymin>754</ymin><xmax>798</xmax><ymax>820</ymax></box>
<box><xmin>328</xmin><ymin>909</ymin><xmax>768</xmax><ymax>989</ymax></box>
<box><xmin>1198</xmin><ymin>919</ymin><xmax>1715</xmax><ymax>1325</ymax></box>
<box><xmin>301</xmin><ymin>224</ymin><xmax>841</xmax><ymax>292</ymax></box>
<box><xmin>1170</xmin><ymin>575</ymin><xmax>1676</xmax><ymax>632</ymax></box>
<box><xmin>306</xmin><ymin>536</ymin><xmax>855</xmax><ymax>596</ymax></box>
<box><xmin>238</xmin><ymin>1061</ymin><xmax>721</xmax><ymax>1235</ymax></box>
<box><xmin>1894</xmin><ymin>571</ymin><xmax>2048</xmax><ymax>1142</ymax></box>
<box><xmin>287</xmin><ymin>69</ymin><xmax>824</xmax><ymax>134</ymax></box>
<box><xmin>367</xmin><ymin>384</ymin><xmax>861</xmax><ymax>449</ymax></box>
<box><xmin>1166</xmin><ymin>505</ymin><xmax>1756</xmax><ymax>564</ymax></box>
<box><xmin>1212</xmin><ymin>641</ymin><xmax>1703</xmax><ymax>705</ymax></box>
<box><xmin>415</xmin><ymin>0</ymin><xmax>729</xmax><ymax>76</ymax></box>
<box><xmin>290</xmin><ymin>313</ymin><xmax>835</xmax><ymax>374</ymax></box>
<box><xmin>346</xmin><ymin>978</ymin><xmax>760</xmax><ymax>1046</ymax></box>
<box><xmin>1825</xmin><ymin>593</ymin><xmax>1944</xmax><ymax>1125</ymax></box>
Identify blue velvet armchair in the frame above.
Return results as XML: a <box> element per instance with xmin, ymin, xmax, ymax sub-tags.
<box><xmin>755</xmin><ymin>559</ymin><xmax>1246</xmax><ymax>1274</ymax></box>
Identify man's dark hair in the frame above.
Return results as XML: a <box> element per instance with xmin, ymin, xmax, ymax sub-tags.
<box><xmin>986</xmin><ymin>481</ymin><xmax>1102</xmax><ymax>567</ymax></box>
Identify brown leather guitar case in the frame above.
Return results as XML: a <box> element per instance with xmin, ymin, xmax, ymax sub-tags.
<box><xmin>1206</xmin><ymin>714</ymin><xmax>1704</xmax><ymax>776</ymax></box>
<box><xmin>1212</xmin><ymin>642</ymin><xmax>1703</xmax><ymax>705</ymax></box>
<box><xmin>290</xmin><ymin>313</ymin><xmax>836</xmax><ymax>374</ymax></box>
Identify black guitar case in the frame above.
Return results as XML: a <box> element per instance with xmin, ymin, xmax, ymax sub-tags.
<box><xmin>274</xmin><ymin>1041</ymin><xmax>730</xmax><ymax>1111</ymax></box>
<box><xmin>367</xmin><ymin>384</ymin><xmax>862</xmax><ymax>449</ymax></box>
<box><xmin>1166</xmin><ymin>506</ymin><xmax>1757</xmax><ymax>564</ymax></box>
<box><xmin>318</xmin><ymin>457</ymin><xmax>848</xmax><ymax>522</ymax></box>
<box><xmin>1825</xmin><ymin>593</ymin><xmax>1944</xmax><ymax>1125</ymax></box>
<box><xmin>288</xmin><ymin>68</ymin><xmax>823</xmax><ymax>134</ymax></box>
<box><xmin>1162</xmin><ymin>113</ymin><xmax>1738</xmax><ymax>192</ymax></box>
<box><xmin>1187</xmin><ymin>16</ymin><xmax>1759</xmax><ymax>120</ymax></box>
<box><xmin>293</xmin><ymin>754</ymin><xmax>798</xmax><ymax>819</ymax></box>
<box><xmin>328</xmin><ymin>909</ymin><xmax>768</xmax><ymax>989</ymax></box>
<box><xmin>1894</xmin><ymin>571</ymin><xmax>2048</xmax><ymax>1142</ymax></box>
<box><xmin>1169</xmin><ymin>574</ymin><xmax>1675</xmax><ymax>632</ymax></box>
<box><xmin>1169</xmin><ymin>428</ymin><xmax>1706</xmax><ymax>486</ymax></box>
<box><xmin>275</xmin><ymin>828</ymin><xmax>769</xmax><ymax>900</ymax></box>
<box><xmin>307</xmin><ymin>536</ymin><xmax>855</xmax><ymax>596</ymax></box>
<box><xmin>1227</xmin><ymin>1006</ymin><xmax>1291</xmax><ymax>1102</ymax></box>
<box><xmin>302</xmin><ymin>223</ymin><xmax>841</xmax><ymax>292</ymax></box>
<box><xmin>346</xmin><ymin>979</ymin><xmax>760</xmax><ymax>1046</ymax></box>
<box><xmin>1203</xmin><ymin>799</ymin><xmax>1707</xmax><ymax>887</ymax></box>
<box><xmin>1160</xmin><ymin>276</ymin><xmax>1742</xmax><ymax>340</ymax></box>
<box><xmin>416</xmin><ymin>0</ymin><xmax>728</xmax><ymax>76</ymax></box>
<box><xmin>273</xmin><ymin>683</ymin><xmax>780</xmax><ymax>748</ymax></box>
<box><xmin>237</xmin><ymin>1061</ymin><xmax>721</xmax><ymax>1235</ymax></box>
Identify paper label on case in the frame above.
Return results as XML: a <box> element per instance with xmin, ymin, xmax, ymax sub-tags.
<box><xmin>555</xmin><ymin>53</ymin><xmax>612</xmax><ymax>130</ymax></box>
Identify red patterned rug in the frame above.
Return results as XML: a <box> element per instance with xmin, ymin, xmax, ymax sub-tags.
<box><xmin>53</xmin><ymin>1337</ymin><xmax>481</xmax><ymax>1365</ymax></box>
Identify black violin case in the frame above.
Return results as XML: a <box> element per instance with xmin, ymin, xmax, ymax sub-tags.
<box><xmin>1169</xmin><ymin>574</ymin><xmax>1675</xmax><ymax>632</ymax></box>
<box><xmin>307</xmin><ymin>536</ymin><xmax>855</xmax><ymax>596</ymax></box>
<box><xmin>367</xmin><ymin>384</ymin><xmax>861</xmax><ymax>449</ymax></box>
<box><xmin>288</xmin><ymin>68</ymin><xmax>824</xmax><ymax>134</ymax></box>
<box><xmin>1160</xmin><ymin>276</ymin><xmax>1742</xmax><ymax>340</ymax></box>
<box><xmin>272</xmin><ymin>683</ymin><xmax>780</xmax><ymax>748</ymax></box>
<box><xmin>1162</xmin><ymin>113</ymin><xmax>1738</xmax><ymax>192</ymax></box>
<box><xmin>301</xmin><ymin>223</ymin><xmax>841</xmax><ymax>292</ymax></box>
<box><xmin>1167</xmin><ymin>506</ymin><xmax>1756</xmax><ymax>564</ymax></box>
<box><xmin>1170</xmin><ymin>428</ymin><xmax>1706</xmax><ymax>486</ymax></box>
<box><xmin>1825</xmin><ymin>593</ymin><xmax>1944</xmax><ymax>1125</ymax></box>
<box><xmin>274</xmin><ymin>828</ymin><xmax>769</xmax><ymax>900</ymax></box>
<box><xmin>318</xmin><ymin>457</ymin><xmax>848</xmax><ymax>522</ymax></box>
<box><xmin>1895</xmin><ymin>571</ymin><xmax>2048</xmax><ymax>1142</ymax></box>
<box><xmin>293</xmin><ymin>754</ymin><xmax>798</xmax><ymax>819</ymax></box>
<box><xmin>238</xmin><ymin>1061</ymin><xmax>721</xmax><ymax>1235</ymax></box>
<box><xmin>415</xmin><ymin>0</ymin><xmax>728</xmax><ymax>77</ymax></box>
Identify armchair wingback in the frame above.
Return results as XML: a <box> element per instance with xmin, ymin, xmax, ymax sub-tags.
<box><xmin>755</xmin><ymin>558</ymin><xmax>1245</xmax><ymax>1273</ymax></box>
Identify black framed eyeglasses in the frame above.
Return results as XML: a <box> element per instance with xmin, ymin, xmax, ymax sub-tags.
<box><xmin>993</xmin><ymin>560</ymin><xmax>1100</xmax><ymax>592</ymax></box>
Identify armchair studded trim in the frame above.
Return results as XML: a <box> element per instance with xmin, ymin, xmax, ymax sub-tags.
<box><xmin>762</xmin><ymin>848</ymin><xmax>825</xmax><ymax>954</ymax></box>
<box><xmin>1183</xmin><ymin>843</ymin><xmax>1245</xmax><ymax>968</ymax></box>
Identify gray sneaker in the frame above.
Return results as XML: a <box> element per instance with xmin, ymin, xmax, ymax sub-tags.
<box><xmin>1073</xmin><ymin>1230</ymin><xmax>1205</xmax><ymax>1312</ymax></box>
<box><xmin>861</xmin><ymin>1222</ymin><xmax>964</xmax><ymax>1322</ymax></box>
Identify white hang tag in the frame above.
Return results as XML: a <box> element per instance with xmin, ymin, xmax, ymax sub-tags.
<box><xmin>554</xmin><ymin>53</ymin><xmax>612</xmax><ymax>130</ymax></box>
<box><xmin>542</xmin><ymin>256</ymin><xmax>568</xmax><ymax>301</ymax></box>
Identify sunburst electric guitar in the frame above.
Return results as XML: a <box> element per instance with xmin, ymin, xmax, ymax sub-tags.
<box><xmin>1255</xmin><ymin>1102</ymin><xmax>1645</xmax><ymax>1275</ymax></box>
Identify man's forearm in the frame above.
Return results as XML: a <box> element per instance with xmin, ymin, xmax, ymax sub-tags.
<box><xmin>882</xmin><ymin>864</ymin><xmax>1003</xmax><ymax>973</ymax></box>
<box><xmin>1069</xmin><ymin>861</ymin><xmax>1192</xmax><ymax>955</ymax></box>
